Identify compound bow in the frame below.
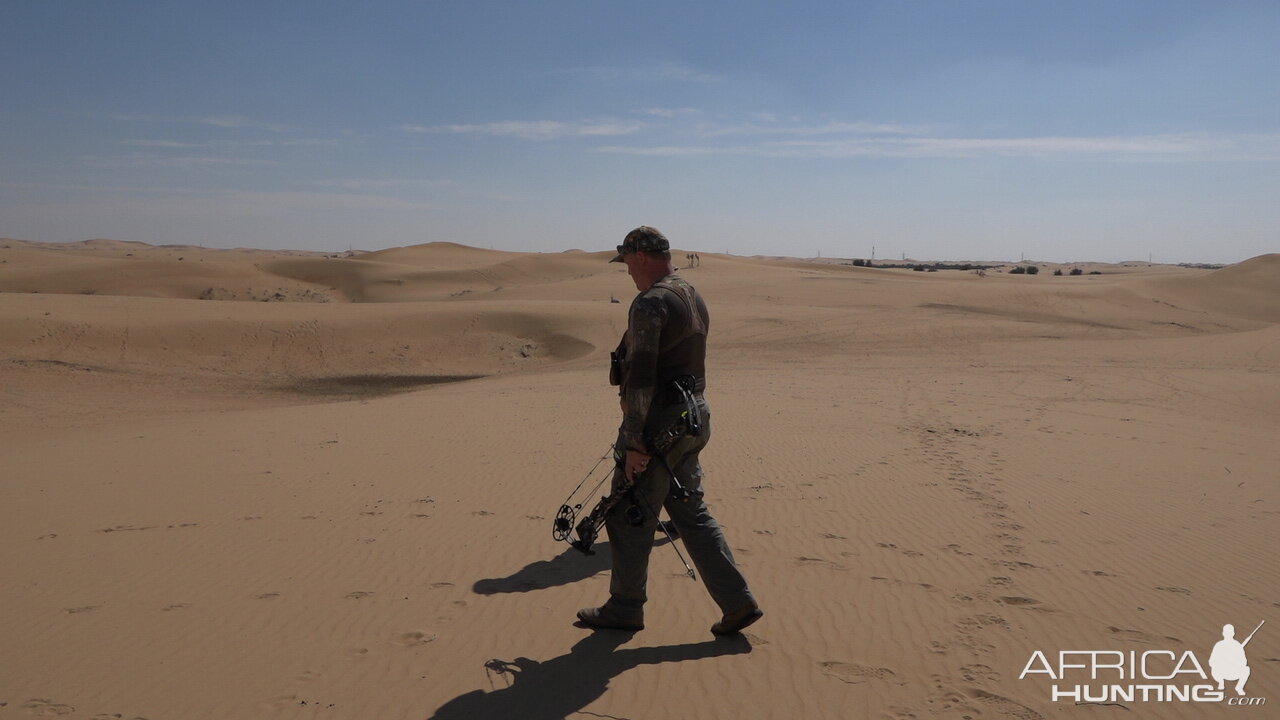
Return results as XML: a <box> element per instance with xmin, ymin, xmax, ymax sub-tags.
<box><xmin>551</xmin><ymin>412</ymin><xmax>697</xmax><ymax>580</ymax></box>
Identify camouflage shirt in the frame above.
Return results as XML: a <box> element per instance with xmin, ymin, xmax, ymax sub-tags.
<box><xmin>618</xmin><ymin>273</ymin><xmax>708</xmax><ymax>452</ymax></box>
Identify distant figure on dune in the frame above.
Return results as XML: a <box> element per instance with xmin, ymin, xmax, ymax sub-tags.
<box><xmin>576</xmin><ymin>226</ymin><xmax>761</xmax><ymax>636</ymax></box>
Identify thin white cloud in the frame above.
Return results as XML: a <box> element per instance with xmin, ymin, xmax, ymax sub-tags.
<box><xmin>562</xmin><ymin>63</ymin><xmax>721</xmax><ymax>84</ymax></box>
<box><xmin>2</xmin><ymin>183</ymin><xmax>434</xmax><ymax>213</ymax></box>
<box><xmin>81</xmin><ymin>154</ymin><xmax>279</xmax><ymax>168</ymax></box>
<box><xmin>402</xmin><ymin>119</ymin><xmax>642</xmax><ymax>140</ymax></box>
<box><xmin>764</xmin><ymin>135</ymin><xmax>1209</xmax><ymax>158</ymax></box>
<box><xmin>639</xmin><ymin>107</ymin><xmax>703</xmax><ymax>119</ymax></box>
<box><xmin>308</xmin><ymin>178</ymin><xmax>454</xmax><ymax>191</ymax></box>
<box><xmin>197</xmin><ymin>115</ymin><xmax>259</xmax><ymax>129</ymax></box>
<box><xmin>597</xmin><ymin>132</ymin><xmax>1280</xmax><ymax>161</ymax></box>
<box><xmin>107</xmin><ymin>113</ymin><xmax>294</xmax><ymax>133</ymax></box>
<box><xmin>701</xmin><ymin>121</ymin><xmax>930</xmax><ymax>138</ymax></box>
<box><xmin>653</xmin><ymin>62</ymin><xmax>721</xmax><ymax>84</ymax></box>
<box><xmin>119</xmin><ymin>137</ymin><xmax>349</xmax><ymax>150</ymax></box>
<box><xmin>118</xmin><ymin>139</ymin><xmax>202</xmax><ymax>148</ymax></box>
<box><xmin>218</xmin><ymin>190</ymin><xmax>434</xmax><ymax>212</ymax></box>
<box><xmin>594</xmin><ymin>145</ymin><xmax>724</xmax><ymax>157</ymax></box>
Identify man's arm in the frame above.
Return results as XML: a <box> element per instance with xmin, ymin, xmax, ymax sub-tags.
<box><xmin>620</xmin><ymin>293</ymin><xmax>667</xmax><ymax>454</ymax></box>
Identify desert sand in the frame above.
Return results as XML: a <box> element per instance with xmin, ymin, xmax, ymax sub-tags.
<box><xmin>1</xmin><ymin>238</ymin><xmax>1276</xmax><ymax>720</ymax></box>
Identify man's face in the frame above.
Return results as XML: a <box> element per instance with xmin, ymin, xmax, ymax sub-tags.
<box><xmin>622</xmin><ymin>251</ymin><xmax>648</xmax><ymax>290</ymax></box>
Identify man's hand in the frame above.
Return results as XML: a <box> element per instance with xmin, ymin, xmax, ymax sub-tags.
<box><xmin>624</xmin><ymin>449</ymin><xmax>651</xmax><ymax>483</ymax></box>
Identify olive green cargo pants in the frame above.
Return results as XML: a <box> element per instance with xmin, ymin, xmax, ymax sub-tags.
<box><xmin>602</xmin><ymin>399</ymin><xmax>756</xmax><ymax>621</ymax></box>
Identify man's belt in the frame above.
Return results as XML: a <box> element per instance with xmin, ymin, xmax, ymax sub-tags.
<box><xmin>660</xmin><ymin>374</ymin><xmax>704</xmax><ymax>404</ymax></box>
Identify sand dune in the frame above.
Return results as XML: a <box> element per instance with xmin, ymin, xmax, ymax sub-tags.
<box><xmin>1144</xmin><ymin>253</ymin><xmax>1280</xmax><ymax>323</ymax></box>
<box><xmin>1</xmin><ymin>238</ymin><xmax>1276</xmax><ymax>720</ymax></box>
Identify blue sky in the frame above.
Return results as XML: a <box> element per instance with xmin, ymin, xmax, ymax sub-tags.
<box><xmin>2</xmin><ymin>1</ymin><xmax>1277</xmax><ymax>263</ymax></box>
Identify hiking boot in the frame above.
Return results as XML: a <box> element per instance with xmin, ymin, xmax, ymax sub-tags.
<box><xmin>577</xmin><ymin>604</ymin><xmax>644</xmax><ymax>631</ymax></box>
<box><xmin>711</xmin><ymin>601</ymin><xmax>763</xmax><ymax>636</ymax></box>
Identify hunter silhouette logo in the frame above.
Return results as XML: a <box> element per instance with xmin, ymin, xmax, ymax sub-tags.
<box><xmin>1020</xmin><ymin>619</ymin><xmax>1267</xmax><ymax>705</ymax></box>
<box><xmin>1211</xmin><ymin>621</ymin><xmax>1263</xmax><ymax>697</ymax></box>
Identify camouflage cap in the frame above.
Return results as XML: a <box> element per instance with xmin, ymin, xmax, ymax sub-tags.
<box><xmin>609</xmin><ymin>226</ymin><xmax>670</xmax><ymax>263</ymax></box>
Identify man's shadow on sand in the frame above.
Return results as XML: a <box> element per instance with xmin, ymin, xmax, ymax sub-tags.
<box><xmin>472</xmin><ymin>543</ymin><xmax>611</xmax><ymax>595</ymax></box>
<box><xmin>472</xmin><ymin>538</ymin><xmax>679</xmax><ymax>595</ymax></box>
<box><xmin>427</xmin><ymin>630</ymin><xmax>751</xmax><ymax>720</ymax></box>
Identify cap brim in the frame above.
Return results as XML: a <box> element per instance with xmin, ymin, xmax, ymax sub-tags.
<box><xmin>609</xmin><ymin>252</ymin><xmax>624</xmax><ymax>263</ymax></box>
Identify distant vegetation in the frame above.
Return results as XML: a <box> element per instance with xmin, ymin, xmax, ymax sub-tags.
<box><xmin>848</xmin><ymin>258</ymin><xmax>1210</xmax><ymax>277</ymax></box>
<box><xmin>849</xmin><ymin>259</ymin><xmax>1000</xmax><ymax>272</ymax></box>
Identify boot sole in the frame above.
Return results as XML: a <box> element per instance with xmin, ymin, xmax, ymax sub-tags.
<box><xmin>711</xmin><ymin>608</ymin><xmax>763</xmax><ymax>636</ymax></box>
<box><xmin>576</xmin><ymin>609</ymin><xmax>644</xmax><ymax>631</ymax></box>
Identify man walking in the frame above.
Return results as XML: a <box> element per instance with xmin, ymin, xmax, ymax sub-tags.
<box><xmin>577</xmin><ymin>226</ymin><xmax>762</xmax><ymax>636</ymax></box>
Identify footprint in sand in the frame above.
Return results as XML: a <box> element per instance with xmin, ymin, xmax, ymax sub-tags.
<box><xmin>993</xmin><ymin>559</ymin><xmax>1041</xmax><ymax>571</ymax></box>
<box><xmin>22</xmin><ymin>698</ymin><xmax>75</xmax><ymax>716</ymax></box>
<box><xmin>795</xmin><ymin>556</ymin><xmax>848</xmax><ymax>570</ymax></box>
<box><xmin>66</xmin><ymin>605</ymin><xmax>101</xmax><ymax>614</ymax></box>
<box><xmin>345</xmin><ymin>591</ymin><xmax>374</xmax><ymax>600</ymax></box>
<box><xmin>820</xmin><ymin>661</ymin><xmax>896</xmax><ymax>684</ymax></box>
<box><xmin>956</xmin><ymin>614</ymin><xmax>1010</xmax><ymax>631</ymax></box>
<box><xmin>960</xmin><ymin>664</ymin><xmax>999</xmax><ymax>683</ymax></box>
<box><xmin>258</xmin><ymin>695</ymin><xmax>301</xmax><ymax>711</ymax></box>
<box><xmin>1108</xmin><ymin>626</ymin><xmax>1181</xmax><ymax>644</ymax></box>
<box><xmin>394</xmin><ymin>631</ymin><xmax>437</xmax><ymax>647</ymax></box>
<box><xmin>997</xmin><ymin>596</ymin><xmax>1041</xmax><ymax>606</ymax></box>
<box><xmin>876</xmin><ymin>542</ymin><xmax>924</xmax><ymax>558</ymax></box>
<box><xmin>966</xmin><ymin>688</ymin><xmax>1045</xmax><ymax>720</ymax></box>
